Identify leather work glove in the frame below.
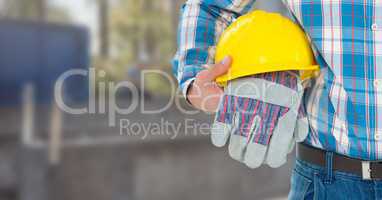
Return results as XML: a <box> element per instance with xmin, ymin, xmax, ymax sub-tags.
<box><xmin>211</xmin><ymin>72</ymin><xmax>306</xmax><ymax>168</ymax></box>
<box><xmin>286</xmin><ymin>102</ymin><xmax>310</xmax><ymax>154</ymax></box>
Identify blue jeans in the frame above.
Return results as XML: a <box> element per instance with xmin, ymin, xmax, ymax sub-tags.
<box><xmin>288</xmin><ymin>155</ymin><xmax>382</xmax><ymax>200</ymax></box>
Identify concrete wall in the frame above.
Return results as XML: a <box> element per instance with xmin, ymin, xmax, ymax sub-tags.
<box><xmin>14</xmin><ymin>99</ymin><xmax>294</xmax><ymax>200</ymax></box>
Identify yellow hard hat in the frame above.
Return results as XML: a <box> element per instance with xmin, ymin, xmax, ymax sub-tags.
<box><xmin>215</xmin><ymin>10</ymin><xmax>319</xmax><ymax>85</ymax></box>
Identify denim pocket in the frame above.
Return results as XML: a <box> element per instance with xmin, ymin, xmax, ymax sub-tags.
<box><xmin>288</xmin><ymin>169</ymin><xmax>313</xmax><ymax>200</ymax></box>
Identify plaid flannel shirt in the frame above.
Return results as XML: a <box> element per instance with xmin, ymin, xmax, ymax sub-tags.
<box><xmin>172</xmin><ymin>0</ymin><xmax>382</xmax><ymax>160</ymax></box>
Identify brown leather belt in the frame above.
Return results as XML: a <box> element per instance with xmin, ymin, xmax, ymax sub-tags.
<box><xmin>297</xmin><ymin>143</ymin><xmax>382</xmax><ymax>180</ymax></box>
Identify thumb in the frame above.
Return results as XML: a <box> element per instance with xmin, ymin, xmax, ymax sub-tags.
<box><xmin>198</xmin><ymin>56</ymin><xmax>232</xmax><ymax>83</ymax></box>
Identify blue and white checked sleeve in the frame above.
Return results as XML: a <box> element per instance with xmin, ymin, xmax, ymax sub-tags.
<box><xmin>172</xmin><ymin>0</ymin><xmax>256</xmax><ymax>98</ymax></box>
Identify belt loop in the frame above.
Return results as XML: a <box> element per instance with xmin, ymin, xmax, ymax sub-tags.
<box><xmin>325</xmin><ymin>151</ymin><xmax>334</xmax><ymax>184</ymax></box>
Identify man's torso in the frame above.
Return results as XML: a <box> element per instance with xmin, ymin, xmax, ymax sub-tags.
<box><xmin>282</xmin><ymin>0</ymin><xmax>382</xmax><ymax>160</ymax></box>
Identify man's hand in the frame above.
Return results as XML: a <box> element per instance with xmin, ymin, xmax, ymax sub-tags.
<box><xmin>187</xmin><ymin>56</ymin><xmax>232</xmax><ymax>113</ymax></box>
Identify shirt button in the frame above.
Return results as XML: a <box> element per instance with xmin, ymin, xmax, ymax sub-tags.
<box><xmin>375</xmin><ymin>133</ymin><xmax>382</xmax><ymax>141</ymax></box>
<box><xmin>372</xmin><ymin>23</ymin><xmax>379</xmax><ymax>31</ymax></box>
<box><xmin>342</xmin><ymin>123</ymin><xmax>346</xmax><ymax>130</ymax></box>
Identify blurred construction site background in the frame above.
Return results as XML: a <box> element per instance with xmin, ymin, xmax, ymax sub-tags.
<box><xmin>0</xmin><ymin>0</ymin><xmax>293</xmax><ymax>200</ymax></box>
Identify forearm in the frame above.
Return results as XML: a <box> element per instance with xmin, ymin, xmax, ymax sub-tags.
<box><xmin>172</xmin><ymin>0</ymin><xmax>256</xmax><ymax>97</ymax></box>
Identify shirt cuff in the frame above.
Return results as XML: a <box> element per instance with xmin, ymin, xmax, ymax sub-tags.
<box><xmin>181</xmin><ymin>78</ymin><xmax>195</xmax><ymax>104</ymax></box>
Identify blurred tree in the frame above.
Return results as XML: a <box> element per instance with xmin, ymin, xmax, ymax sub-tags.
<box><xmin>94</xmin><ymin>0</ymin><xmax>185</xmax><ymax>96</ymax></box>
<box><xmin>1</xmin><ymin>0</ymin><xmax>46</xmax><ymax>20</ymax></box>
<box><xmin>98</xmin><ymin>0</ymin><xmax>110</xmax><ymax>58</ymax></box>
<box><xmin>111</xmin><ymin>0</ymin><xmax>175</xmax><ymax>68</ymax></box>
<box><xmin>0</xmin><ymin>0</ymin><xmax>71</xmax><ymax>23</ymax></box>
